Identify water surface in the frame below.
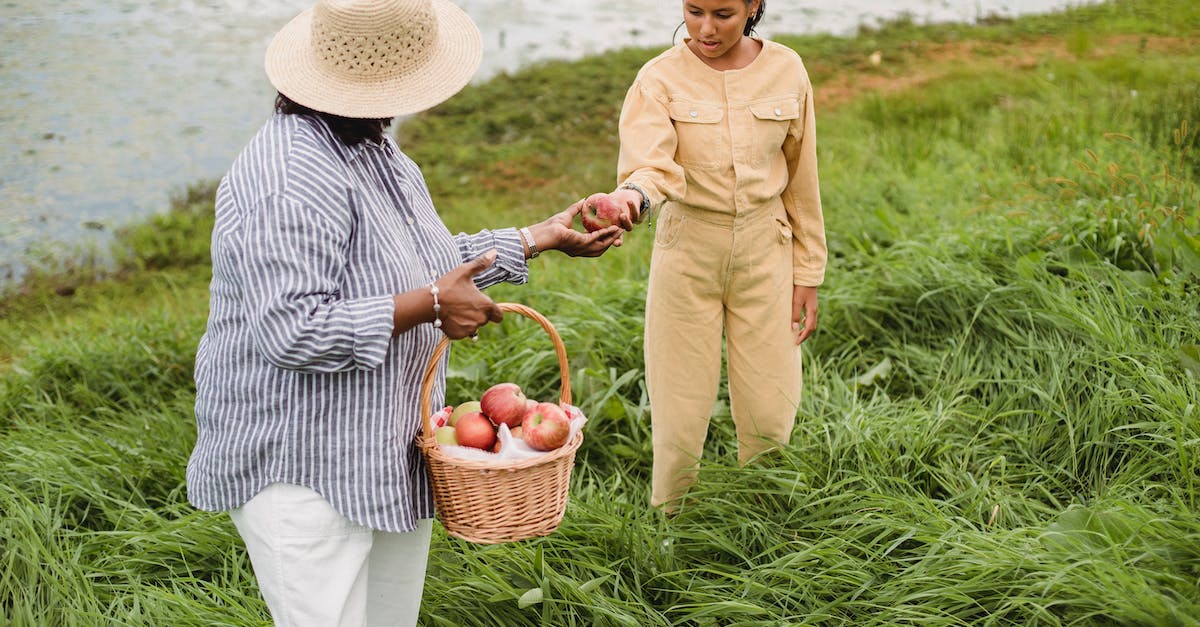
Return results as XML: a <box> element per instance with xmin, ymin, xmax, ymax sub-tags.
<box><xmin>0</xmin><ymin>0</ymin><xmax>1099</xmax><ymax>277</ymax></box>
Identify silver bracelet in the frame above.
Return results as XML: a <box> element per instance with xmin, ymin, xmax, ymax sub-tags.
<box><xmin>618</xmin><ymin>182</ymin><xmax>652</xmax><ymax>223</ymax></box>
<box><xmin>520</xmin><ymin>226</ymin><xmax>540</xmax><ymax>258</ymax></box>
<box><xmin>429</xmin><ymin>283</ymin><xmax>442</xmax><ymax>328</ymax></box>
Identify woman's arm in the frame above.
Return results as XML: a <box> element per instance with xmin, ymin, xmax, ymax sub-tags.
<box><xmin>391</xmin><ymin>251</ymin><xmax>503</xmax><ymax>339</ymax></box>
<box><xmin>241</xmin><ymin>194</ymin><xmax>396</xmax><ymax>372</ymax></box>
<box><xmin>522</xmin><ymin>199</ymin><xmax>625</xmax><ymax>257</ymax></box>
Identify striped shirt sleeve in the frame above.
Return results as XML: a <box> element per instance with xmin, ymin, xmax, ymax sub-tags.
<box><xmin>241</xmin><ymin>193</ymin><xmax>396</xmax><ymax>372</ymax></box>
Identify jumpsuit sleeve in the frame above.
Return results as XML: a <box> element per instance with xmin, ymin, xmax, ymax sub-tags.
<box><xmin>782</xmin><ymin>75</ymin><xmax>828</xmax><ymax>287</ymax></box>
<box><xmin>616</xmin><ymin>79</ymin><xmax>687</xmax><ymax>219</ymax></box>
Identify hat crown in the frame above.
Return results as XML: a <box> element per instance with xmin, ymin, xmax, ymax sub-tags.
<box><xmin>311</xmin><ymin>0</ymin><xmax>438</xmax><ymax>81</ymax></box>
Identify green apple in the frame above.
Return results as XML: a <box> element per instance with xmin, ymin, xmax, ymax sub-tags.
<box><xmin>448</xmin><ymin>400</ymin><xmax>482</xmax><ymax>426</ymax></box>
<box><xmin>434</xmin><ymin>425</ymin><xmax>459</xmax><ymax>446</ymax></box>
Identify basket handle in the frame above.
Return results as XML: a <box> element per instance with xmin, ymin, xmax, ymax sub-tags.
<box><xmin>418</xmin><ymin>302</ymin><xmax>572</xmax><ymax>439</ymax></box>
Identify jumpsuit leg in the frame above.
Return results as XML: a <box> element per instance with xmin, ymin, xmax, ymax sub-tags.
<box><xmin>725</xmin><ymin>215</ymin><xmax>802</xmax><ymax>466</ymax></box>
<box><xmin>645</xmin><ymin>208</ymin><xmax>728</xmax><ymax>509</ymax></box>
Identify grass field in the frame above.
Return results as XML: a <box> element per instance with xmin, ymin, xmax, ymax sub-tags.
<box><xmin>2</xmin><ymin>0</ymin><xmax>1199</xmax><ymax>624</ymax></box>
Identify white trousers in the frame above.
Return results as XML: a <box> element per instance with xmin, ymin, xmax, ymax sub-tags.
<box><xmin>228</xmin><ymin>482</ymin><xmax>433</xmax><ymax>627</ymax></box>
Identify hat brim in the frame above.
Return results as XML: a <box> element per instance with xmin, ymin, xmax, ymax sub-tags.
<box><xmin>264</xmin><ymin>0</ymin><xmax>482</xmax><ymax>118</ymax></box>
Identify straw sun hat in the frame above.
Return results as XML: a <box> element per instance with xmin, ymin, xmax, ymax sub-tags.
<box><xmin>265</xmin><ymin>0</ymin><xmax>482</xmax><ymax>119</ymax></box>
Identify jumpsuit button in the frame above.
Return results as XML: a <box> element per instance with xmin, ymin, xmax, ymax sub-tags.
<box><xmin>406</xmin><ymin>217</ymin><xmax>414</xmax><ymax>225</ymax></box>
<box><xmin>689</xmin><ymin>110</ymin><xmax>698</xmax><ymax>118</ymax></box>
<box><xmin>774</xmin><ymin>107</ymin><xmax>782</xmax><ymax>116</ymax></box>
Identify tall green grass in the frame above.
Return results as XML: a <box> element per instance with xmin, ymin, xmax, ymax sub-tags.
<box><xmin>3</xmin><ymin>0</ymin><xmax>1199</xmax><ymax>624</ymax></box>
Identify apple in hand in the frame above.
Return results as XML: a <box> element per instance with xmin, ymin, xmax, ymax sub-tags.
<box><xmin>448</xmin><ymin>400</ymin><xmax>482</xmax><ymax>426</ymax></box>
<box><xmin>480</xmin><ymin>382</ymin><xmax>527</xmax><ymax>428</ymax></box>
<box><xmin>580</xmin><ymin>193</ymin><xmax>624</xmax><ymax>232</ymax></box>
<box><xmin>521</xmin><ymin>402</ymin><xmax>572</xmax><ymax>451</ymax></box>
<box><xmin>454</xmin><ymin>411</ymin><xmax>497</xmax><ymax>450</ymax></box>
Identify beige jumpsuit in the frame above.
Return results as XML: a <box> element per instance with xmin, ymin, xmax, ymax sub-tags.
<box><xmin>617</xmin><ymin>39</ymin><xmax>827</xmax><ymax>508</ymax></box>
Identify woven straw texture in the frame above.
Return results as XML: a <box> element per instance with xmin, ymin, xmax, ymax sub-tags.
<box><xmin>417</xmin><ymin>303</ymin><xmax>582</xmax><ymax>544</ymax></box>
<box><xmin>265</xmin><ymin>0</ymin><xmax>481</xmax><ymax>118</ymax></box>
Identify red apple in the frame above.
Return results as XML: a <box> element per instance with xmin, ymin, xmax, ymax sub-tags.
<box><xmin>580</xmin><ymin>193</ymin><xmax>623</xmax><ymax>232</ymax></box>
<box><xmin>480</xmin><ymin>382</ymin><xmax>527</xmax><ymax>428</ymax></box>
<box><xmin>521</xmin><ymin>402</ymin><xmax>571</xmax><ymax>451</ymax></box>
<box><xmin>454</xmin><ymin>411</ymin><xmax>497</xmax><ymax>450</ymax></box>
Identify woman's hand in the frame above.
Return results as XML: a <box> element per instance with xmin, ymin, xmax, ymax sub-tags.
<box><xmin>792</xmin><ymin>285</ymin><xmax>819</xmax><ymax>345</ymax></box>
<box><xmin>391</xmin><ymin>251</ymin><xmax>503</xmax><ymax>339</ymax></box>
<box><xmin>527</xmin><ymin>200</ymin><xmax>626</xmax><ymax>258</ymax></box>
<box><xmin>434</xmin><ymin>251</ymin><xmax>505</xmax><ymax>339</ymax></box>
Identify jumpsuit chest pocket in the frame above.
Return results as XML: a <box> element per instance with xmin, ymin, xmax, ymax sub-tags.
<box><xmin>748</xmin><ymin>97</ymin><xmax>801</xmax><ymax>165</ymax></box>
<box><xmin>668</xmin><ymin>101</ymin><xmax>727</xmax><ymax>170</ymax></box>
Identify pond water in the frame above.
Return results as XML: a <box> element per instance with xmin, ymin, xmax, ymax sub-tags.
<box><xmin>0</xmin><ymin>0</ymin><xmax>1100</xmax><ymax>279</ymax></box>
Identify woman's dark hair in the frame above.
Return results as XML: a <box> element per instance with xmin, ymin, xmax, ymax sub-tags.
<box><xmin>274</xmin><ymin>93</ymin><xmax>391</xmax><ymax>147</ymax></box>
<box><xmin>744</xmin><ymin>0</ymin><xmax>765</xmax><ymax>36</ymax></box>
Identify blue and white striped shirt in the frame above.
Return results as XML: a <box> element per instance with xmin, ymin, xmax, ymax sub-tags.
<box><xmin>186</xmin><ymin>113</ymin><xmax>528</xmax><ymax>532</ymax></box>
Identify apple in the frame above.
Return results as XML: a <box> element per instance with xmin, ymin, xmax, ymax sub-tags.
<box><xmin>580</xmin><ymin>192</ymin><xmax>624</xmax><ymax>232</ymax></box>
<box><xmin>434</xmin><ymin>425</ymin><xmax>459</xmax><ymax>446</ymax></box>
<box><xmin>521</xmin><ymin>402</ymin><xmax>571</xmax><ymax>451</ymax></box>
<box><xmin>448</xmin><ymin>400</ymin><xmax>482</xmax><ymax>426</ymax></box>
<box><xmin>480</xmin><ymin>382</ymin><xmax>527</xmax><ymax>428</ymax></box>
<box><xmin>454</xmin><ymin>411</ymin><xmax>497</xmax><ymax>450</ymax></box>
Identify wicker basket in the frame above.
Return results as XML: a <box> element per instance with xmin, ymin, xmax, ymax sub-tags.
<box><xmin>416</xmin><ymin>302</ymin><xmax>583</xmax><ymax>544</ymax></box>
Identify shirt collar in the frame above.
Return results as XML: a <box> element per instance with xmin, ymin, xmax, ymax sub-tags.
<box><xmin>302</xmin><ymin>114</ymin><xmax>397</xmax><ymax>164</ymax></box>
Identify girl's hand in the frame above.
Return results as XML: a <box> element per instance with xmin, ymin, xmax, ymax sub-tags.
<box><xmin>528</xmin><ymin>200</ymin><xmax>625</xmax><ymax>257</ymax></box>
<box><xmin>792</xmin><ymin>285</ymin><xmax>819</xmax><ymax>345</ymax></box>
<box><xmin>608</xmin><ymin>188</ymin><xmax>644</xmax><ymax>227</ymax></box>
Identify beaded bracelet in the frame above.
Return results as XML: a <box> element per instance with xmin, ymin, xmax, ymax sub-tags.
<box><xmin>429</xmin><ymin>283</ymin><xmax>442</xmax><ymax>328</ymax></box>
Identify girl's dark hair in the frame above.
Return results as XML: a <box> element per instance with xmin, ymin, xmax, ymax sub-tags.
<box><xmin>274</xmin><ymin>93</ymin><xmax>391</xmax><ymax>147</ymax></box>
<box><xmin>744</xmin><ymin>0</ymin><xmax>766</xmax><ymax>36</ymax></box>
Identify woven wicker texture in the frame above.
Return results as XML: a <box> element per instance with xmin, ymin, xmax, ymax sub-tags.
<box><xmin>417</xmin><ymin>303</ymin><xmax>582</xmax><ymax>544</ymax></box>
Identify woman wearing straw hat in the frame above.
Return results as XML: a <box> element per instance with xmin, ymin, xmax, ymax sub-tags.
<box><xmin>184</xmin><ymin>0</ymin><xmax>627</xmax><ymax>624</ymax></box>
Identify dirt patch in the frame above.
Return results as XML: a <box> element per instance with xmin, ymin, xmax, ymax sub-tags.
<box><xmin>813</xmin><ymin>35</ymin><xmax>1194</xmax><ymax>111</ymax></box>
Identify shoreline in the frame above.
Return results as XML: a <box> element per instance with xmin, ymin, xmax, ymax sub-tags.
<box><xmin>0</xmin><ymin>0</ymin><xmax>1112</xmax><ymax>282</ymax></box>
<box><xmin>2</xmin><ymin>0</ymin><xmax>1194</xmax><ymax>299</ymax></box>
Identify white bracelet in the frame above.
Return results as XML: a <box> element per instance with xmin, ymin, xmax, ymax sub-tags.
<box><xmin>429</xmin><ymin>283</ymin><xmax>442</xmax><ymax>328</ymax></box>
<box><xmin>520</xmin><ymin>226</ymin><xmax>540</xmax><ymax>258</ymax></box>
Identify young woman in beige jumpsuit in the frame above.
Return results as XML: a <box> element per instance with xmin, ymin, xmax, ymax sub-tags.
<box><xmin>604</xmin><ymin>0</ymin><xmax>827</xmax><ymax>510</ymax></box>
